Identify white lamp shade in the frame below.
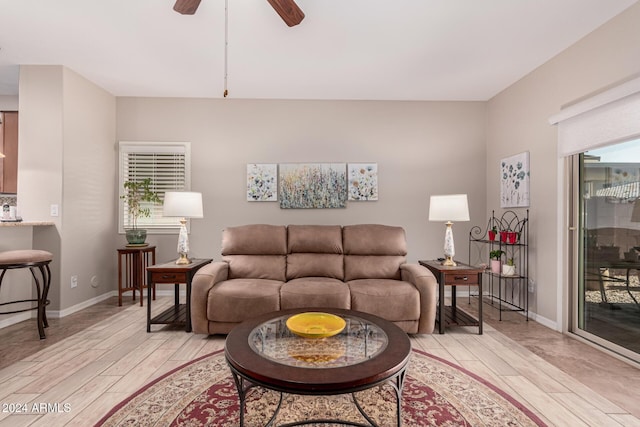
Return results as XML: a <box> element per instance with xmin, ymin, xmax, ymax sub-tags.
<box><xmin>428</xmin><ymin>194</ymin><xmax>470</xmax><ymax>222</ymax></box>
<box><xmin>163</xmin><ymin>191</ymin><xmax>204</xmax><ymax>218</ymax></box>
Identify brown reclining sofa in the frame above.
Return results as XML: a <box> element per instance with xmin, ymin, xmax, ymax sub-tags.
<box><xmin>191</xmin><ymin>224</ymin><xmax>438</xmax><ymax>335</ymax></box>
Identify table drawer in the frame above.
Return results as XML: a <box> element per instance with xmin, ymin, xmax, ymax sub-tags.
<box><xmin>150</xmin><ymin>272</ymin><xmax>186</xmax><ymax>283</ymax></box>
<box><xmin>444</xmin><ymin>273</ymin><xmax>479</xmax><ymax>286</ymax></box>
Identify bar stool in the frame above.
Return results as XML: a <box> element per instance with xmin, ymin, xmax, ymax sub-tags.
<box><xmin>0</xmin><ymin>250</ymin><xmax>53</xmax><ymax>339</ymax></box>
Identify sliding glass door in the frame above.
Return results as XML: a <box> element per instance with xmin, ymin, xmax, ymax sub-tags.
<box><xmin>573</xmin><ymin>139</ymin><xmax>640</xmax><ymax>362</ymax></box>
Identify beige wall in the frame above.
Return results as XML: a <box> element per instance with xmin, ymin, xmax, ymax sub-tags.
<box><xmin>13</xmin><ymin>65</ymin><xmax>117</xmax><ymax>316</ymax></box>
<box><xmin>486</xmin><ymin>3</ymin><xmax>640</xmax><ymax>327</ymax></box>
<box><xmin>0</xmin><ymin>95</ymin><xmax>18</xmax><ymax>110</ymax></box>
<box><xmin>117</xmin><ymin>98</ymin><xmax>487</xmax><ymax>266</ymax></box>
<box><xmin>60</xmin><ymin>68</ymin><xmax>117</xmax><ymax>310</ymax></box>
<box><xmin>17</xmin><ymin>66</ymin><xmax>64</xmax><ymax>314</ymax></box>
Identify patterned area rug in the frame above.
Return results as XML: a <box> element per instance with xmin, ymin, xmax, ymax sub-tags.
<box><xmin>96</xmin><ymin>348</ymin><xmax>546</xmax><ymax>426</ymax></box>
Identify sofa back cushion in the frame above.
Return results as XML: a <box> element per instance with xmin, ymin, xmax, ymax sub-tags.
<box><xmin>221</xmin><ymin>224</ymin><xmax>287</xmax><ymax>281</ymax></box>
<box><xmin>286</xmin><ymin>225</ymin><xmax>344</xmax><ymax>280</ymax></box>
<box><xmin>343</xmin><ymin>224</ymin><xmax>407</xmax><ymax>280</ymax></box>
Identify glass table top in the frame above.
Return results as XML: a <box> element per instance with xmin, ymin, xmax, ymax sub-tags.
<box><xmin>248</xmin><ymin>312</ymin><xmax>388</xmax><ymax>369</ymax></box>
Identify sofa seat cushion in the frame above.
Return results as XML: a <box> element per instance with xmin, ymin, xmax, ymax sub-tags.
<box><xmin>207</xmin><ymin>278</ymin><xmax>283</xmax><ymax>323</ymax></box>
<box><xmin>280</xmin><ymin>277</ymin><xmax>350</xmax><ymax>310</ymax></box>
<box><xmin>348</xmin><ymin>279</ymin><xmax>420</xmax><ymax>322</ymax></box>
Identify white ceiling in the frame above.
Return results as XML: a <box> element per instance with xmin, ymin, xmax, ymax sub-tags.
<box><xmin>0</xmin><ymin>0</ymin><xmax>637</xmax><ymax>100</ymax></box>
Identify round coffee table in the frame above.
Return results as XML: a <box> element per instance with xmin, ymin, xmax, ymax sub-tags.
<box><xmin>225</xmin><ymin>308</ymin><xmax>411</xmax><ymax>427</ymax></box>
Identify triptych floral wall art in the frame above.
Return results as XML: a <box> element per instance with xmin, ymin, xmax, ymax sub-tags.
<box><xmin>247</xmin><ymin>163</ymin><xmax>378</xmax><ymax>208</ymax></box>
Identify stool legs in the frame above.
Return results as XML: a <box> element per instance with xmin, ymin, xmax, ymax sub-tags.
<box><xmin>29</xmin><ymin>264</ymin><xmax>51</xmax><ymax>338</ymax></box>
<box><xmin>0</xmin><ymin>261</ymin><xmax>51</xmax><ymax>339</ymax></box>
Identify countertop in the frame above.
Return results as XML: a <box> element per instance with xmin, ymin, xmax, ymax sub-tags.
<box><xmin>0</xmin><ymin>221</ymin><xmax>55</xmax><ymax>227</ymax></box>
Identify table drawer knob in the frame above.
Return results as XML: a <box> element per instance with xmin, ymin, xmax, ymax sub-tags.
<box><xmin>455</xmin><ymin>276</ymin><xmax>468</xmax><ymax>281</ymax></box>
<box><xmin>162</xmin><ymin>274</ymin><xmax>176</xmax><ymax>279</ymax></box>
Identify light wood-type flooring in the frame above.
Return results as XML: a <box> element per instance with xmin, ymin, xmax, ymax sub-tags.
<box><xmin>0</xmin><ymin>296</ymin><xmax>639</xmax><ymax>427</ymax></box>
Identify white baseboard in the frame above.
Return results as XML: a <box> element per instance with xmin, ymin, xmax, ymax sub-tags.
<box><xmin>526</xmin><ymin>312</ymin><xmax>558</xmax><ymax>331</ymax></box>
<box><xmin>46</xmin><ymin>289</ymin><xmax>186</xmax><ymax>319</ymax></box>
<box><xmin>2</xmin><ymin>288</ymin><xmax>558</xmax><ymax>334</ymax></box>
<box><xmin>47</xmin><ymin>291</ymin><xmax>118</xmax><ymax>318</ymax></box>
<box><xmin>448</xmin><ymin>289</ymin><xmax>559</xmax><ymax>332</ymax></box>
<box><xmin>0</xmin><ymin>312</ymin><xmax>32</xmax><ymax>329</ymax></box>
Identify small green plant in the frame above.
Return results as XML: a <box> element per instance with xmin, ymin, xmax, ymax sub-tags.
<box><xmin>506</xmin><ymin>258</ymin><xmax>515</xmax><ymax>266</ymax></box>
<box><xmin>489</xmin><ymin>250</ymin><xmax>505</xmax><ymax>260</ymax></box>
<box><xmin>121</xmin><ymin>178</ymin><xmax>161</xmax><ymax>229</ymax></box>
<box><xmin>491</xmin><ymin>226</ymin><xmax>498</xmax><ymax>233</ymax></box>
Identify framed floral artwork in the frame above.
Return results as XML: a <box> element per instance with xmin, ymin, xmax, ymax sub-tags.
<box><xmin>348</xmin><ymin>163</ymin><xmax>378</xmax><ymax>201</ymax></box>
<box><xmin>500</xmin><ymin>152</ymin><xmax>530</xmax><ymax>208</ymax></box>
<box><xmin>247</xmin><ymin>163</ymin><xmax>277</xmax><ymax>201</ymax></box>
<box><xmin>279</xmin><ymin>163</ymin><xmax>347</xmax><ymax>208</ymax></box>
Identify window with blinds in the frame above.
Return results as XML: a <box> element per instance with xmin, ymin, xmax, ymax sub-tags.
<box><xmin>119</xmin><ymin>141</ymin><xmax>191</xmax><ymax>233</ymax></box>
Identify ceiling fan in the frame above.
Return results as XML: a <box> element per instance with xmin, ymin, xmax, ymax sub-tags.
<box><xmin>173</xmin><ymin>0</ymin><xmax>305</xmax><ymax>27</ymax></box>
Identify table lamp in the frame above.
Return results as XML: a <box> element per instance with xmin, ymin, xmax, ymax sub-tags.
<box><xmin>163</xmin><ymin>191</ymin><xmax>204</xmax><ymax>265</ymax></box>
<box><xmin>428</xmin><ymin>194</ymin><xmax>470</xmax><ymax>267</ymax></box>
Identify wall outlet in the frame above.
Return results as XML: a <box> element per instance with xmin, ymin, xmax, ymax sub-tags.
<box><xmin>528</xmin><ymin>278</ymin><xmax>535</xmax><ymax>293</ymax></box>
<box><xmin>50</xmin><ymin>204</ymin><xmax>59</xmax><ymax>217</ymax></box>
<box><xmin>71</xmin><ymin>275</ymin><xmax>78</xmax><ymax>288</ymax></box>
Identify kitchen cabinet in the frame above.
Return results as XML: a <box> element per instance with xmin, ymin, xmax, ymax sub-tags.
<box><xmin>0</xmin><ymin>111</ymin><xmax>18</xmax><ymax>194</ymax></box>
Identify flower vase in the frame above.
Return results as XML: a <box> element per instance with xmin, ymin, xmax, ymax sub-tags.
<box><xmin>491</xmin><ymin>260</ymin><xmax>501</xmax><ymax>274</ymax></box>
<box><xmin>502</xmin><ymin>264</ymin><xmax>516</xmax><ymax>276</ymax></box>
<box><xmin>125</xmin><ymin>229</ymin><xmax>147</xmax><ymax>245</ymax></box>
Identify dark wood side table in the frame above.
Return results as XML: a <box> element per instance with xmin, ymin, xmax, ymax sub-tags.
<box><xmin>117</xmin><ymin>245</ymin><xmax>156</xmax><ymax>306</ymax></box>
<box><xmin>146</xmin><ymin>258</ymin><xmax>212</xmax><ymax>332</ymax></box>
<box><xmin>419</xmin><ymin>260</ymin><xmax>484</xmax><ymax>335</ymax></box>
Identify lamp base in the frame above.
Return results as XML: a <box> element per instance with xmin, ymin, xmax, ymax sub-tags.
<box><xmin>441</xmin><ymin>221</ymin><xmax>457</xmax><ymax>267</ymax></box>
<box><xmin>175</xmin><ymin>218</ymin><xmax>191</xmax><ymax>265</ymax></box>
<box><xmin>175</xmin><ymin>253</ymin><xmax>191</xmax><ymax>265</ymax></box>
<box><xmin>441</xmin><ymin>255</ymin><xmax>457</xmax><ymax>267</ymax></box>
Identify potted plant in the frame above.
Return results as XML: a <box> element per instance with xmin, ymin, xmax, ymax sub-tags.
<box><xmin>489</xmin><ymin>250</ymin><xmax>504</xmax><ymax>274</ymax></box>
<box><xmin>507</xmin><ymin>231</ymin><xmax>519</xmax><ymax>244</ymax></box>
<box><xmin>488</xmin><ymin>226</ymin><xmax>498</xmax><ymax>241</ymax></box>
<box><xmin>502</xmin><ymin>258</ymin><xmax>516</xmax><ymax>276</ymax></box>
<box><xmin>121</xmin><ymin>178</ymin><xmax>161</xmax><ymax>244</ymax></box>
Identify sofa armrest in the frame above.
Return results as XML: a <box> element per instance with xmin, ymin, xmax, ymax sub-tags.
<box><xmin>191</xmin><ymin>261</ymin><xmax>229</xmax><ymax>334</ymax></box>
<box><xmin>400</xmin><ymin>263</ymin><xmax>437</xmax><ymax>334</ymax></box>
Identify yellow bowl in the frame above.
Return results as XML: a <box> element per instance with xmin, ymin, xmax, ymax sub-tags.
<box><xmin>286</xmin><ymin>312</ymin><xmax>346</xmax><ymax>339</ymax></box>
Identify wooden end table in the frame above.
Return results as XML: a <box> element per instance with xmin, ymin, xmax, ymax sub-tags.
<box><xmin>419</xmin><ymin>260</ymin><xmax>484</xmax><ymax>335</ymax></box>
<box><xmin>117</xmin><ymin>245</ymin><xmax>156</xmax><ymax>306</ymax></box>
<box><xmin>146</xmin><ymin>258</ymin><xmax>212</xmax><ymax>332</ymax></box>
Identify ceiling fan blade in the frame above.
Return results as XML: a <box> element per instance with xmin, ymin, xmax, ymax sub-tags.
<box><xmin>266</xmin><ymin>0</ymin><xmax>305</xmax><ymax>27</ymax></box>
<box><xmin>173</xmin><ymin>0</ymin><xmax>202</xmax><ymax>15</ymax></box>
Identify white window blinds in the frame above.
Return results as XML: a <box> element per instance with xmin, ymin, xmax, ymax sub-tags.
<box><xmin>549</xmin><ymin>76</ymin><xmax>640</xmax><ymax>157</ymax></box>
<box><xmin>119</xmin><ymin>142</ymin><xmax>191</xmax><ymax>233</ymax></box>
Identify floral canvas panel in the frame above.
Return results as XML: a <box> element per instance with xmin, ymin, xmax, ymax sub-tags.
<box><xmin>348</xmin><ymin>163</ymin><xmax>378</xmax><ymax>201</ymax></box>
<box><xmin>247</xmin><ymin>163</ymin><xmax>277</xmax><ymax>201</ymax></box>
<box><xmin>279</xmin><ymin>163</ymin><xmax>347</xmax><ymax>208</ymax></box>
<box><xmin>500</xmin><ymin>152</ymin><xmax>530</xmax><ymax>208</ymax></box>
